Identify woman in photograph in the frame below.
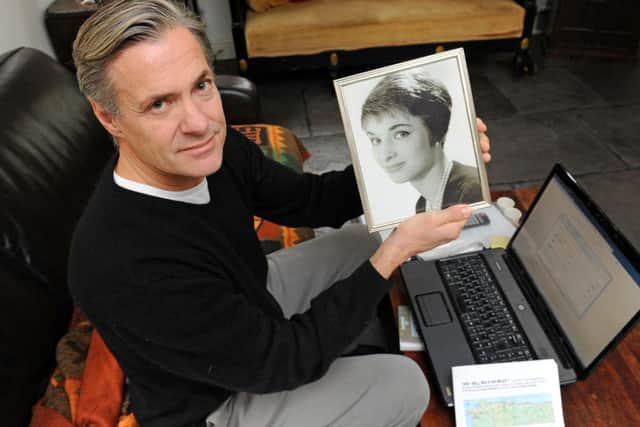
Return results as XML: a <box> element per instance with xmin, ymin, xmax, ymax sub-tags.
<box><xmin>361</xmin><ymin>69</ymin><xmax>482</xmax><ymax>213</ymax></box>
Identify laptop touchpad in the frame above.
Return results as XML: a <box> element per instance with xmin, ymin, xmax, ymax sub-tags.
<box><xmin>416</xmin><ymin>292</ymin><xmax>452</xmax><ymax>326</ymax></box>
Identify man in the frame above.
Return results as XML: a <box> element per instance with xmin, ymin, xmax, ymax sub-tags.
<box><xmin>69</xmin><ymin>1</ymin><xmax>491</xmax><ymax>426</ymax></box>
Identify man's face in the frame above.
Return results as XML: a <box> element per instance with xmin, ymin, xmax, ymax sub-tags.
<box><xmin>363</xmin><ymin>111</ymin><xmax>436</xmax><ymax>184</ymax></box>
<box><xmin>103</xmin><ymin>26</ymin><xmax>226</xmax><ymax>190</ymax></box>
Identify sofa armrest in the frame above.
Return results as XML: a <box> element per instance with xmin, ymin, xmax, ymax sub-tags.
<box><xmin>0</xmin><ymin>46</ymin><xmax>113</xmax><ymax>427</ymax></box>
<box><xmin>215</xmin><ymin>74</ymin><xmax>259</xmax><ymax>124</ymax></box>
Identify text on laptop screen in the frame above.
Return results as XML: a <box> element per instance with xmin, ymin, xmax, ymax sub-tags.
<box><xmin>511</xmin><ymin>176</ymin><xmax>640</xmax><ymax>368</ymax></box>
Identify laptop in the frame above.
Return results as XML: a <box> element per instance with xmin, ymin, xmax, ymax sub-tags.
<box><xmin>401</xmin><ymin>163</ymin><xmax>640</xmax><ymax>406</ymax></box>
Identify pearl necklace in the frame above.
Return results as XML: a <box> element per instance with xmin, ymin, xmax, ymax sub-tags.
<box><xmin>424</xmin><ymin>160</ymin><xmax>453</xmax><ymax>212</ymax></box>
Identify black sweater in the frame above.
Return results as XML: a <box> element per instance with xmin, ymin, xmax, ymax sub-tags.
<box><xmin>68</xmin><ymin>129</ymin><xmax>392</xmax><ymax>427</ymax></box>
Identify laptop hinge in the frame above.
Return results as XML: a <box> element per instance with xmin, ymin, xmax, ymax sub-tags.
<box><xmin>502</xmin><ymin>250</ymin><xmax>581</xmax><ymax>371</ymax></box>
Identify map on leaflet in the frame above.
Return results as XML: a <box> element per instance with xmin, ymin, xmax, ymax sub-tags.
<box><xmin>453</xmin><ymin>359</ymin><xmax>565</xmax><ymax>427</ymax></box>
<box><xmin>464</xmin><ymin>394</ymin><xmax>555</xmax><ymax>427</ymax></box>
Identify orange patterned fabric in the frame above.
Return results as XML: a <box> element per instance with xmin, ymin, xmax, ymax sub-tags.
<box><xmin>31</xmin><ymin>124</ymin><xmax>312</xmax><ymax>427</ymax></box>
<box><xmin>75</xmin><ymin>331</ymin><xmax>126</xmax><ymax>426</ymax></box>
<box><xmin>29</xmin><ymin>316</ymin><xmax>134</xmax><ymax>427</ymax></box>
<box><xmin>233</xmin><ymin>124</ymin><xmax>314</xmax><ymax>250</ymax></box>
<box><xmin>30</xmin><ymin>316</ymin><xmax>138</xmax><ymax>427</ymax></box>
<box><xmin>29</xmin><ymin>404</ymin><xmax>71</xmax><ymax>427</ymax></box>
<box><xmin>232</xmin><ymin>124</ymin><xmax>310</xmax><ymax>172</ymax></box>
<box><xmin>30</xmin><ymin>318</ymin><xmax>93</xmax><ymax>427</ymax></box>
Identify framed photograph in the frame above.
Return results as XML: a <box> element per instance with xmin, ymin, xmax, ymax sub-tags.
<box><xmin>334</xmin><ymin>48</ymin><xmax>491</xmax><ymax>232</ymax></box>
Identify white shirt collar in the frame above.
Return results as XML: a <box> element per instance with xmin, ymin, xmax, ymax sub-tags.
<box><xmin>113</xmin><ymin>171</ymin><xmax>211</xmax><ymax>205</ymax></box>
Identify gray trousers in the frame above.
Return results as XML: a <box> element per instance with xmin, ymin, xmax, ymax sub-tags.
<box><xmin>207</xmin><ymin>224</ymin><xmax>429</xmax><ymax>427</ymax></box>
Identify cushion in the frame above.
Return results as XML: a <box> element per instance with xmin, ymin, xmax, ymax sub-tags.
<box><xmin>245</xmin><ymin>0</ymin><xmax>525</xmax><ymax>58</ymax></box>
<box><xmin>30</xmin><ymin>124</ymin><xmax>313</xmax><ymax>427</ymax></box>
<box><xmin>30</xmin><ymin>311</ymin><xmax>130</xmax><ymax>427</ymax></box>
<box><xmin>232</xmin><ymin>124</ymin><xmax>315</xmax><ymax>250</ymax></box>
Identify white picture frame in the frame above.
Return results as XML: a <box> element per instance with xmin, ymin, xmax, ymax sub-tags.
<box><xmin>334</xmin><ymin>48</ymin><xmax>491</xmax><ymax>232</ymax></box>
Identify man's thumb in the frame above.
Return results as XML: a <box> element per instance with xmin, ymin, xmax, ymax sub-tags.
<box><xmin>443</xmin><ymin>204</ymin><xmax>472</xmax><ymax>224</ymax></box>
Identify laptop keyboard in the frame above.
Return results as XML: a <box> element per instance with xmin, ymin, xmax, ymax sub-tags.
<box><xmin>438</xmin><ymin>255</ymin><xmax>535</xmax><ymax>364</ymax></box>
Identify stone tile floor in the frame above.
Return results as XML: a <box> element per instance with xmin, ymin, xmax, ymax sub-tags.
<box><xmin>250</xmin><ymin>52</ymin><xmax>640</xmax><ymax>249</ymax></box>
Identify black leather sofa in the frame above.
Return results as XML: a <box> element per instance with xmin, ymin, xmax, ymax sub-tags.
<box><xmin>0</xmin><ymin>47</ymin><xmax>257</xmax><ymax>427</ymax></box>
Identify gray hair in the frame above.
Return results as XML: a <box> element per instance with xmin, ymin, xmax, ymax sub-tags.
<box><xmin>73</xmin><ymin>0</ymin><xmax>213</xmax><ymax>115</ymax></box>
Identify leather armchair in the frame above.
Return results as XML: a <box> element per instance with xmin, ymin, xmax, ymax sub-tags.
<box><xmin>0</xmin><ymin>47</ymin><xmax>257</xmax><ymax>427</ymax></box>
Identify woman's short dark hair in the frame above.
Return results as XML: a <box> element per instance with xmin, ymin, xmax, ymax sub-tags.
<box><xmin>361</xmin><ymin>70</ymin><xmax>452</xmax><ymax>146</ymax></box>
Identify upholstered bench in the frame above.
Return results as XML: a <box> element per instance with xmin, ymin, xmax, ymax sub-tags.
<box><xmin>229</xmin><ymin>0</ymin><xmax>537</xmax><ymax>74</ymax></box>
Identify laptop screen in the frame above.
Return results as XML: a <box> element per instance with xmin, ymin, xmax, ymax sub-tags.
<box><xmin>510</xmin><ymin>172</ymin><xmax>640</xmax><ymax>369</ymax></box>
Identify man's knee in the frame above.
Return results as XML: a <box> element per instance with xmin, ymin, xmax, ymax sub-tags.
<box><xmin>387</xmin><ymin>356</ymin><xmax>430</xmax><ymax>419</ymax></box>
<box><xmin>400</xmin><ymin>357</ymin><xmax>430</xmax><ymax>416</ymax></box>
<box><xmin>361</xmin><ymin>355</ymin><xmax>429</xmax><ymax>425</ymax></box>
<box><xmin>340</xmin><ymin>222</ymin><xmax>380</xmax><ymax>257</ymax></box>
<box><xmin>305</xmin><ymin>223</ymin><xmax>380</xmax><ymax>279</ymax></box>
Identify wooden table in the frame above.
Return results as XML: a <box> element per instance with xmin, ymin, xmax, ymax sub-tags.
<box><xmin>389</xmin><ymin>188</ymin><xmax>640</xmax><ymax>426</ymax></box>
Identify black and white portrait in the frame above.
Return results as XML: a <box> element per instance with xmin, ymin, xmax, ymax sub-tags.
<box><xmin>335</xmin><ymin>49</ymin><xmax>490</xmax><ymax>231</ymax></box>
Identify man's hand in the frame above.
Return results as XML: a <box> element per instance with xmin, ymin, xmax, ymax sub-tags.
<box><xmin>370</xmin><ymin>119</ymin><xmax>489</xmax><ymax>279</ymax></box>
<box><xmin>370</xmin><ymin>205</ymin><xmax>472</xmax><ymax>279</ymax></box>
<box><xmin>477</xmin><ymin>117</ymin><xmax>491</xmax><ymax>164</ymax></box>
